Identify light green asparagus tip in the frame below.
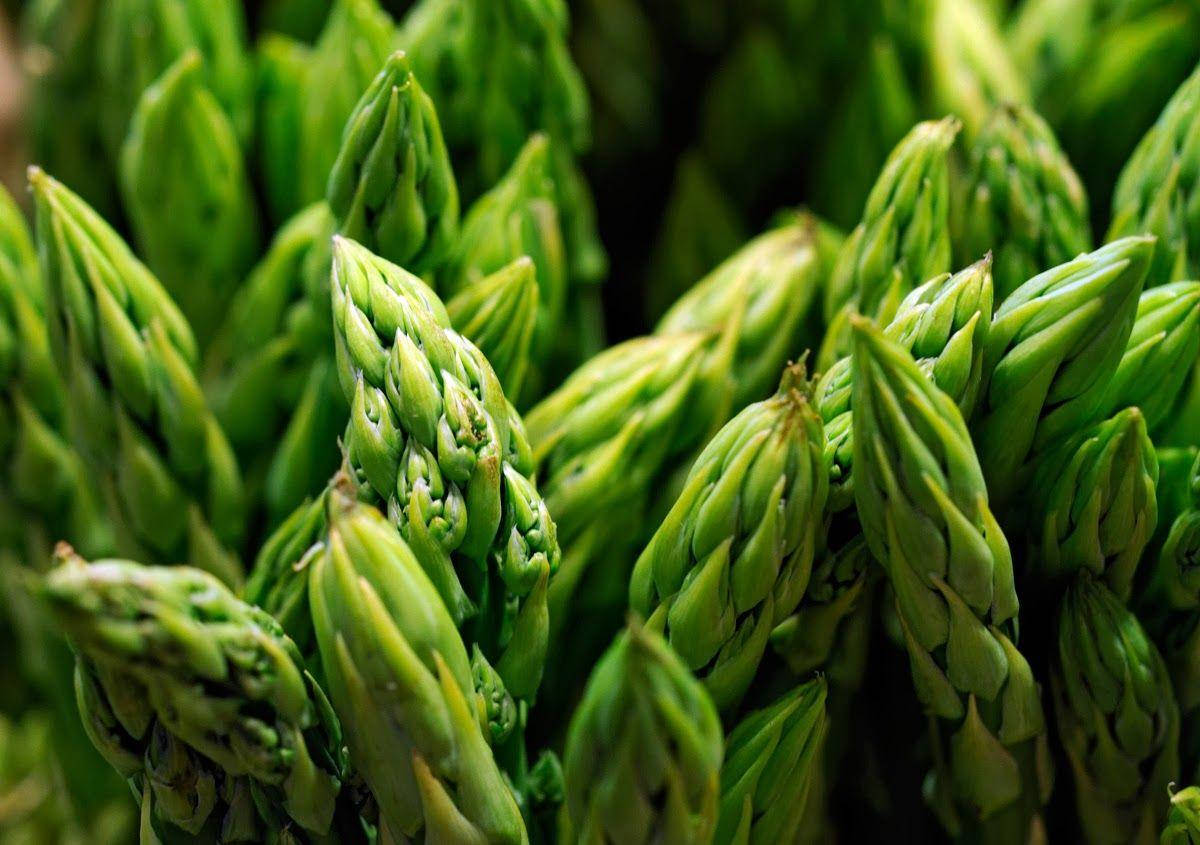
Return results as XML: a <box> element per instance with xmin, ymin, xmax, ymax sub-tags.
<box><xmin>0</xmin><ymin>181</ymin><xmax>38</xmax><ymax>299</ymax></box>
<box><xmin>1163</xmin><ymin>785</ymin><xmax>1200</xmax><ymax>844</ymax></box>
<box><xmin>0</xmin><ymin>179</ymin><xmax>65</xmax><ymax>432</ymax></box>
<box><xmin>30</xmin><ymin>168</ymin><xmax>245</xmax><ymax>585</ymax></box>
<box><xmin>561</xmin><ymin>620</ymin><xmax>723</xmax><ymax>844</ymax></box>
<box><xmin>715</xmin><ymin>677</ymin><xmax>828</xmax><ymax>845</ymax></box>
<box><xmin>119</xmin><ymin>49</ymin><xmax>260</xmax><ymax>346</ymax></box>
<box><xmin>1109</xmin><ymin>61</ymin><xmax>1200</xmax><ymax>288</ymax></box>
<box><xmin>447</xmin><ymin>256</ymin><xmax>540</xmax><ymax>400</ymax></box>
<box><xmin>850</xmin><ymin>316</ymin><xmax>1049</xmax><ymax>834</ymax></box>
<box><xmin>327</xmin><ymin>50</ymin><xmax>459</xmax><ymax>273</ymax></box>
<box><xmin>1097</xmin><ymin>282</ymin><xmax>1200</xmax><ymax>434</ymax></box>
<box><xmin>309</xmin><ymin>489</ymin><xmax>526</xmax><ymax>843</ymax></box>
<box><xmin>1029</xmin><ymin>408</ymin><xmax>1159</xmax><ymax>602</ymax></box>
<box><xmin>820</xmin><ymin>255</ymin><xmax>993</xmax><ymax>511</ymax></box>
<box><xmin>331</xmin><ymin>236</ymin><xmax>559</xmax><ymax>698</ymax></box>
<box><xmin>974</xmin><ymin>235</ymin><xmax>1154</xmax><ymax>505</ymax></box>
<box><xmin>443</xmin><ymin>134</ymin><xmax>567</xmax><ymax>370</ymax></box>
<box><xmin>822</xmin><ymin>116</ymin><xmax>959</xmax><ymax>342</ymax></box>
<box><xmin>657</xmin><ymin>214</ymin><xmax>828</xmax><ymax>409</ymax></box>
<box><xmin>1054</xmin><ymin>577</ymin><xmax>1181</xmax><ymax>845</ymax></box>
<box><xmin>42</xmin><ymin>547</ymin><xmax>342</xmax><ymax>836</ymax></box>
<box><xmin>956</xmin><ymin>102</ymin><xmax>1091</xmax><ymax>300</ymax></box>
<box><xmin>629</xmin><ymin>362</ymin><xmax>828</xmax><ymax>713</ymax></box>
<box><xmin>298</xmin><ymin>0</ymin><xmax>395</xmax><ymax>206</ymax></box>
<box><xmin>96</xmin><ymin>0</ymin><xmax>253</xmax><ymax>158</ymax></box>
<box><xmin>925</xmin><ymin>0</ymin><xmax>1030</xmax><ymax>138</ymax></box>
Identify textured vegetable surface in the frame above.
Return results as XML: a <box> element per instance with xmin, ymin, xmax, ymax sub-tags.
<box><xmin>10</xmin><ymin>4</ymin><xmax>1200</xmax><ymax>843</ymax></box>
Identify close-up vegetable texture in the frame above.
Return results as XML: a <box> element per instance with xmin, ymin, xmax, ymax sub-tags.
<box><xmin>4</xmin><ymin>0</ymin><xmax>1200</xmax><ymax>842</ymax></box>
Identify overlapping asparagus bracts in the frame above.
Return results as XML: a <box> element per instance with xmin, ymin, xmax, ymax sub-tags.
<box><xmin>851</xmin><ymin>318</ymin><xmax>1050</xmax><ymax>841</ymax></box>
<box><xmin>42</xmin><ymin>546</ymin><xmax>344</xmax><ymax>840</ymax></box>
<box><xmin>560</xmin><ymin>620</ymin><xmax>723</xmax><ymax>844</ymax></box>
<box><xmin>31</xmin><ymin>169</ymin><xmax>245</xmax><ymax>586</ymax></box>
<box><xmin>630</xmin><ymin>364</ymin><xmax>828</xmax><ymax>713</ymax></box>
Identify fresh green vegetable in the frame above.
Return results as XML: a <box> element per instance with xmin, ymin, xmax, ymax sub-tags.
<box><xmin>629</xmin><ymin>364</ymin><xmax>828</xmax><ymax>713</ymax></box>
<box><xmin>1096</xmin><ymin>282</ymin><xmax>1200</xmax><ymax>434</ymax></box>
<box><xmin>31</xmin><ymin>169</ymin><xmax>245</xmax><ymax>586</ymax></box>
<box><xmin>326</xmin><ymin>50</ymin><xmax>459</xmax><ymax>273</ymax></box>
<box><xmin>96</xmin><ymin>0</ymin><xmax>252</xmax><ymax>158</ymax></box>
<box><xmin>821</xmin><ymin>117</ymin><xmax>959</xmax><ymax>367</ymax></box>
<box><xmin>973</xmin><ymin>236</ymin><xmax>1153</xmax><ymax>505</ymax></box>
<box><xmin>309</xmin><ymin>488</ymin><xmax>528</xmax><ymax>842</ymax></box>
<box><xmin>446</xmin><ymin>257</ymin><xmax>540</xmax><ymax>400</ymax></box>
<box><xmin>1053</xmin><ymin>576</ymin><xmax>1180</xmax><ymax>845</ymax></box>
<box><xmin>819</xmin><ymin>256</ymin><xmax>993</xmax><ymax>511</ymax></box>
<box><xmin>560</xmin><ymin>620</ymin><xmax>723</xmax><ymax>844</ymax></box>
<box><xmin>332</xmin><ymin>236</ymin><xmax>559</xmax><ymax>701</ymax></box>
<box><xmin>204</xmin><ymin>202</ymin><xmax>343</xmax><ymax>524</ymax></box>
<box><xmin>43</xmin><ymin>546</ymin><xmax>343</xmax><ymax>838</ymax></box>
<box><xmin>850</xmin><ymin>317</ymin><xmax>1049</xmax><ymax>841</ymax></box>
<box><xmin>1110</xmin><ymin>61</ymin><xmax>1200</xmax><ymax>288</ymax></box>
<box><xmin>1027</xmin><ymin>408</ymin><xmax>1159</xmax><ymax>602</ymax></box>
<box><xmin>120</xmin><ymin>50</ymin><xmax>260</xmax><ymax>346</ymax></box>
<box><xmin>955</xmin><ymin>102</ymin><xmax>1091</xmax><ymax>300</ymax></box>
<box><xmin>1163</xmin><ymin>786</ymin><xmax>1200</xmax><ymax>844</ymax></box>
<box><xmin>715</xmin><ymin>677</ymin><xmax>827</xmax><ymax>845</ymax></box>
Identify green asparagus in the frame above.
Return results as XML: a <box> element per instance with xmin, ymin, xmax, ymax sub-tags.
<box><xmin>1109</xmin><ymin>61</ymin><xmax>1200</xmax><ymax>288</ymax></box>
<box><xmin>821</xmin><ymin>117</ymin><xmax>959</xmax><ymax>368</ymax></box>
<box><xmin>1163</xmin><ymin>786</ymin><xmax>1200</xmax><ymax>844</ymax></box>
<box><xmin>924</xmin><ymin>0</ymin><xmax>1030</xmax><ymax>139</ymax></box>
<box><xmin>446</xmin><ymin>257</ymin><xmax>540</xmax><ymax>400</ymax></box>
<box><xmin>204</xmin><ymin>202</ymin><xmax>343</xmax><ymax>523</ymax></box>
<box><xmin>850</xmin><ymin>317</ymin><xmax>1049</xmax><ymax>840</ymax></box>
<box><xmin>560</xmin><ymin>620</ymin><xmax>723</xmax><ymax>844</ymax></box>
<box><xmin>1096</xmin><ymin>282</ymin><xmax>1200</xmax><ymax>434</ymax></box>
<box><xmin>326</xmin><ymin>50</ymin><xmax>459</xmax><ymax>274</ymax></box>
<box><xmin>441</xmin><ymin>134</ymin><xmax>567</xmax><ymax>393</ymax></box>
<box><xmin>1053</xmin><ymin>576</ymin><xmax>1180</xmax><ymax>845</ymax></box>
<box><xmin>657</xmin><ymin>213</ymin><xmax>834</xmax><ymax>411</ymax></box>
<box><xmin>331</xmin><ymin>235</ymin><xmax>559</xmax><ymax>701</ymax></box>
<box><xmin>629</xmin><ymin>364</ymin><xmax>828</xmax><ymax>713</ymax></box>
<box><xmin>31</xmin><ymin>169</ymin><xmax>245</xmax><ymax>586</ymax></box>
<box><xmin>96</xmin><ymin>0</ymin><xmax>252</xmax><ymax>158</ymax></box>
<box><xmin>819</xmin><ymin>256</ymin><xmax>994</xmax><ymax>511</ymax></box>
<box><xmin>955</xmin><ymin>102</ymin><xmax>1091</xmax><ymax>300</ymax></box>
<box><xmin>297</xmin><ymin>0</ymin><xmax>395</xmax><ymax>209</ymax></box>
<box><xmin>1027</xmin><ymin>408</ymin><xmax>1159</xmax><ymax>601</ymax></box>
<box><xmin>973</xmin><ymin>236</ymin><xmax>1153</xmax><ymax>504</ymax></box>
<box><xmin>715</xmin><ymin>677</ymin><xmax>827</xmax><ymax>845</ymax></box>
<box><xmin>43</xmin><ymin>547</ymin><xmax>343</xmax><ymax>838</ymax></box>
<box><xmin>530</xmin><ymin>215</ymin><xmax>828</xmax><ymax>711</ymax></box>
<box><xmin>308</xmin><ymin>488</ymin><xmax>527</xmax><ymax>842</ymax></box>
<box><xmin>120</xmin><ymin>49</ymin><xmax>260</xmax><ymax>346</ymax></box>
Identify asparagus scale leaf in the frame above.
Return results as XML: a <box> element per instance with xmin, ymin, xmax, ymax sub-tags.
<box><xmin>42</xmin><ymin>547</ymin><xmax>343</xmax><ymax>837</ymax></box>
<box><xmin>560</xmin><ymin>620</ymin><xmax>723</xmax><ymax>844</ymax></box>
<box><xmin>309</xmin><ymin>489</ymin><xmax>527</xmax><ymax>843</ymax></box>
<box><xmin>1053</xmin><ymin>577</ymin><xmax>1181</xmax><ymax>845</ymax></box>
<box><xmin>850</xmin><ymin>317</ymin><xmax>1049</xmax><ymax>839</ymax></box>
<box><xmin>629</xmin><ymin>363</ymin><xmax>828</xmax><ymax>713</ymax></box>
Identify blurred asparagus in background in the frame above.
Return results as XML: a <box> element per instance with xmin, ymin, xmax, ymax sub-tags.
<box><xmin>120</xmin><ymin>50</ymin><xmax>260</xmax><ymax>346</ymax></box>
<box><xmin>954</xmin><ymin>102</ymin><xmax>1091</xmax><ymax>300</ymax></box>
<box><xmin>31</xmin><ymin>169</ymin><xmax>246</xmax><ymax>587</ymax></box>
